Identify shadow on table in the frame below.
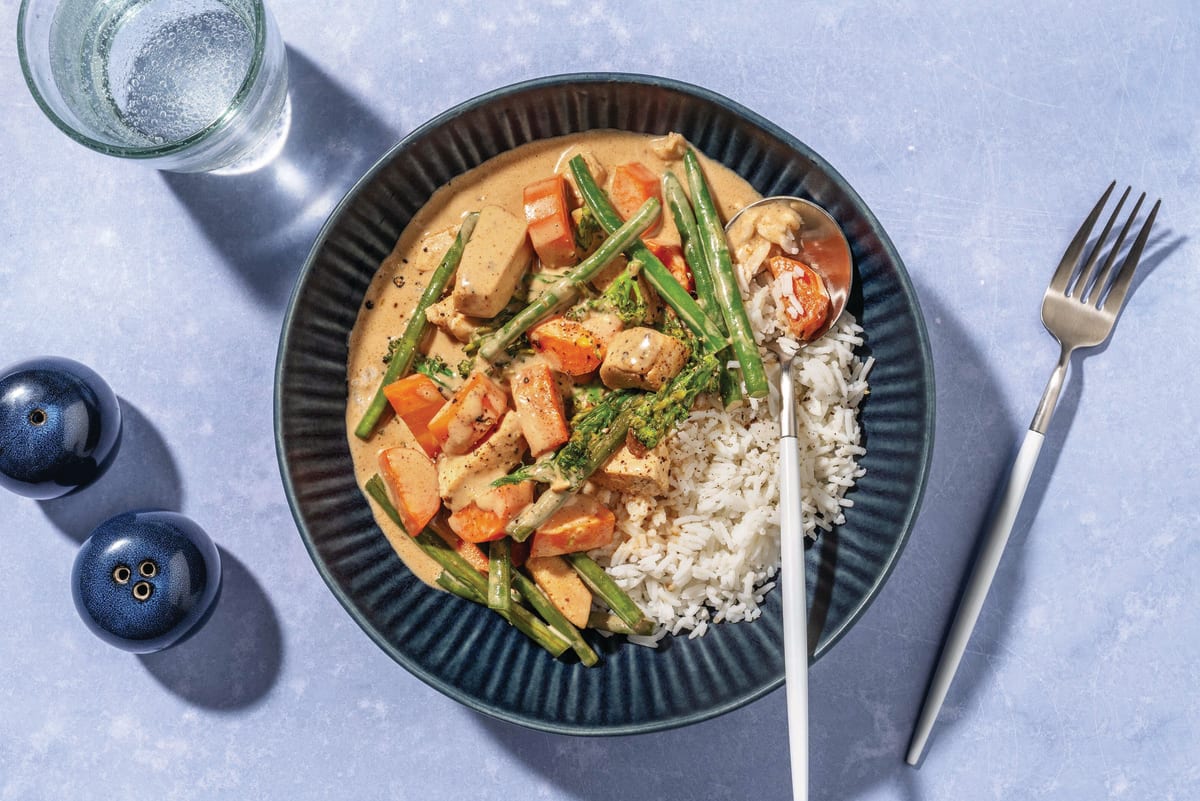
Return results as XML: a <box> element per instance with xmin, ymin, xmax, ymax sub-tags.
<box><xmin>162</xmin><ymin>47</ymin><xmax>397</xmax><ymax>309</ymax></box>
<box><xmin>470</xmin><ymin>288</ymin><xmax>1024</xmax><ymax>801</ymax></box>
<box><xmin>38</xmin><ymin>398</ymin><xmax>183</xmax><ymax>543</ymax></box>
<box><xmin>138</xmin><ymin>547</ymin><xmax>283</xmax><ymax>711</ymax></box>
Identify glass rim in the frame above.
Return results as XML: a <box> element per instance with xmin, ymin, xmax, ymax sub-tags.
<box><xmin>16</xmin><ymin>0</ymin><xmax>270</xmax><ymax>160</ymax></box>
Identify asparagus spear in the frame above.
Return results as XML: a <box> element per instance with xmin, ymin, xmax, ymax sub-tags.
<box><xmin>565</xmin><ymin>553</ymin><xmax>655</xmax><ymax>636</ymax></box>
<box><xmin>355</xmin><ymin>213</ymin><xmax>480</xmax><ymax>440</ymax></box>
<box><xmin>435</xmin><ymin>572</ymin><xmax>569</xmax><ymax>658</ymax></box>
<box><xmin>567</xmin><ymin>156</ymin><xmax>728</xmax><ymax>355</ymax></box>
<box><xmin>682</xmin><ymin>149</ymin><xmax>769</xmax><ymax>399</ymax></box>
<box><xmin>501</xmin><ymin>391</ymin><xmax>638</xmax><ymax>540</ymax></box>
<box><xmin>628</xmin><ymin>352</ymin><xmax>721</xmax><ymax>450</ymax></box>
<box><xmin>475</xmin><ymin>197</ymin><xmax>661</xmax><ymax>364</ymax></box>
<box><xmin>511</xmin><ymin>572</ymin><xmax>599</xmax><ymax>667</ymax></box>
<box><xmin>363</xmin><ymin>475</ymin><xmax>567</xmax><ymax>658</ymax></box>
<box><xmin>435</xmin><ymin>570</ymin><xmax>479</xmax><ymax>602</ymax></box>
<box><xmin>663</xmin><ymin>171</ymin><xmax>743</xmax><ymax>407</ymax></box>
<box><xmin>488</xmin><ymin>539</ymin><xmax>512</xmax><ymax>613</ymax></box>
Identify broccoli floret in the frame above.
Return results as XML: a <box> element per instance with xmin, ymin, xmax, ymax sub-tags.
<box><xmin>573</xmin><ymin>207</ymin><xmax>605</xmax><ymax>255</ymax></box>
<box><xmin>412</xmin><ymin>354</ymin><xmax>454</xmax><ymax>390</ymax></box>
<box><xmin>628</xmin><ymin>352</ymin><xmax>720</xmax><ymax>450</ymax></box>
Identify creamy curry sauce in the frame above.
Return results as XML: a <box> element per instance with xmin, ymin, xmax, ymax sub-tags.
<box><xmin>345</xmin><ymin>130</ymin><xmax>760</xmax><ymax>587</ymax></box>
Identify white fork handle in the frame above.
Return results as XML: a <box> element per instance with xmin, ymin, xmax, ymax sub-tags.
<box><xmin>906</xmin><ymin>428</ymin><xmax>1046</xmax><ymax>765</ymax></box>
<box><xmin>780</xmin><ymin>436</ymin><xmax>809</xmax><ymax>800</ymax></box>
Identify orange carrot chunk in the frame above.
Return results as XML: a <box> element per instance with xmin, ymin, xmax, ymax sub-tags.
<box><xmin>426</xmin><ymin>371</ymin><xmax>507</xmax><ymax>455</ymax></box>
<box><xmin>766</xmin><ymin>255</ymin><xmax>831</xmax><ymax>342</ymax></box>
<box><xmin>610</xmin><ymin>163</ymin><xmax>662</xmax><ymax>232</ymax></box>
<box><xmin>382</xmin><ymin>373</ymin><xmax>446</xmax><ymax>457</ymax></box>
<box><xmin>510</xmin><ymin>362</ymin><xmax>570</xmax><ymax>457</ymax></box>
<box><xmin>378</xmin><ymin>445</ymin><xmax>441</xmax><ymax>537</ymax></box>
<box><xmin>432</xmin><ymin>521</ymin><xmax>490</xmax><ymax>574</ymax></box>
<box><xmin>528</xmin><ymin>317</ymin><xmax>603</xmax><ymax>376</ymax></box>
<box><xmin>448</xmin><ymin>482</ymin><xmax>534</xmax><ymax>544</ymax></box>
<box><xmin>524</xmin><ymin>175</ymin><xmax>577</xmax><ymax>268</ymax></box>
<box><xmin>530</xmin><ymin>496</ymin><xmax>617</xmax><ymax>558</ymax></box>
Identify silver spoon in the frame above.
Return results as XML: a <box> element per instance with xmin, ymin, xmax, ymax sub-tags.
<box><xmin>726</xmin><ymin>197</ymin><xmax>853</xmax><ymax>801</ymax></box>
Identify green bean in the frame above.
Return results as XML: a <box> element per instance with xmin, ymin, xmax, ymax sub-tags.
<box><xmin>476</xmin><ymin>198</ymin><xmax>660</xmax><ymax>364</ymax></box>
<box><xmin>355</xmin><ymin>213</ymin><xmax>479</xmax><ymax>439</ymax></box>
<box><xmin>568</xmin><ymin>156</ymin><xmax>728</xmax><ymax>355</ymax></box>
<box><xmin>683</xmin><ymin>149</ymin><xmax>769</xmax><ymax>398</ymax></box>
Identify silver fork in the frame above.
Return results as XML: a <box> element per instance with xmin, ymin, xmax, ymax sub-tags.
<box><xmin>906</xmin><ymin>183</ymin><xmax>1161</xmax><ymax>765</ymax></box>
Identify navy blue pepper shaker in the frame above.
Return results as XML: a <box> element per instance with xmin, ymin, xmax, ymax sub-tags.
<box><xmin>72</xmin><ymin>511</ymin><xmax>222</xmax><ymax>653</ymax></box>
<box><xmin>0</xmin><ymin>357</ymin><xmax>122</xmax><ymax>499</ymax></box>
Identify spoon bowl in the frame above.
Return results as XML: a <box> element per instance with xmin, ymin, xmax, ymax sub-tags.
<box><xmin>725</xmin><ymin>196</ymin><xmax>854</xmax><ymax>340</ymax></box>
<box><xmin>726</xmin><ymin>195</ymin><xmax>853</xmax><ymax>801</ymax></box>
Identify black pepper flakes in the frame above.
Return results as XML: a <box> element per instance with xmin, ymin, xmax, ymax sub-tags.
<box><xmin>364</xmin><ymin>299</ymin><xmax>375</xmax><ymax>309</ymax></box>
<box><xmin>393</xmin><ymin>275</ymin><xmax>406</xmax><ymax>289</ymax></box>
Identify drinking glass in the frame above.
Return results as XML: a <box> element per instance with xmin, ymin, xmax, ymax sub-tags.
<box><xmin>18</xmin><ymin>0</ymin><xmax>289</xmax><ymax>173</ymax></box>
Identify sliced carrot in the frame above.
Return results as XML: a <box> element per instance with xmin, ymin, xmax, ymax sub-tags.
<box><xmin>382</xmin><ymin>373</ymin><xmax>445</xmax><ymax>457</ymax></box>
<box><xmin>767</xmin><ymin>255</ymin><xmax>831</xmax><ymax>341</ymax></box>
<box><xmin>530</xmin><ymin>496</ymin><xmax>617</xmax><ymax>558</ymax></box>
<box><xmin>432</xmin><ymin>521</ymin><xmax>489</xmax><ymax>574</ymax></box>
<box><xmin>510</xmin><ymin>362</ymin><xmax>569</xmax><ymax>457</ymax></box>
<box><xmin>447</xmin><ymin>482</ymin><xmax>534</xmax><ymax>544</ymax></box>
<box><xmin>644</xmin><ymin>238</ymin><xmax>693</xmax><ymax>294</ymax></box>
<box><xmin>426</xmin><ymin>371</ymin><xmax>507</xmax><ymax>455</ymax></box>
<box><xmin>528</xmin><ymin>317</ymin><xmax>603</xmax><ymax>376</ymax></box>
<box><xmin>611</xmin><ymin>162</ymin><xmax>662</xmax><ymax>232</ymax></box>
<box><xmin>524</xmin><ymin>175</ymin><xmax>577</xmax><ymax>268</ymax></box>
<box><xmin>378</xmin><ymin>445</ymin><xmax>441</xmax><ymax>537</ymax></box>
<box><xmin>526</xmin><ymin>555</ymin><xmax>592</xmax><ymax>628</ymax></box>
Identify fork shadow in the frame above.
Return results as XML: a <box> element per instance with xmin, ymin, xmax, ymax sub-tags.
<box><xmin>161</xmin><ymin>48</ymin><xmax>398</xmax><ymax>308</ymax></box>
<box><xmin>470</xmin><ymin>287</ymin><xmax>1017</xmax><ymax>801</ymax></box>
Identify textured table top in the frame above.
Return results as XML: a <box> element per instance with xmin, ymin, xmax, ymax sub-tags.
<box><xmin>3</xmin><ymin>2</ymin><xmax>1198</xmax><ymax>799</ymax></box>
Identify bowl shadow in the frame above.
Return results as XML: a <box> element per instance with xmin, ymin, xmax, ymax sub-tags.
<box><xmin>161</xmin><ymin>47</ymin><xmax>398</xmax><ymax>308</ymax></box>
<box><xmin>38</xmin><ymin>397</ymin><xmax>183</xmax><ymax>543</ymax></box>
<box><xmin>137</xmin><ymin>546</ymin><xmax>283</xmax><ymax>711</ymax></box>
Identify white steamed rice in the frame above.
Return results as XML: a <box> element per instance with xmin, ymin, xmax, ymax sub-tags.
<box><xmin>589</xmin><ymin>207</ymin><xmax>872</xmax><ymax>643</ymax></box>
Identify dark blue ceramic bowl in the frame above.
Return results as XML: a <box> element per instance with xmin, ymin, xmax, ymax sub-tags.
<box><xmin>71</xmin><ymin>510</ymin><xmax>222</xmax><ymax>653</ymax></box>
<box><xmin>275</xmin><ymin>74</ymin><xmax>934</xmax><ymax>734</ymax></box>
<box><xmin>0</xmin><ymin>356</ymin><xmax>122</xmax><ymax>499</ymax></box>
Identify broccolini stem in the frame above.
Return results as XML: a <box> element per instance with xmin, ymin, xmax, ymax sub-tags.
<box><xmin>564</xmin><ymin>553</ymin><xmax>655</xmax><ymax>636</ymax></box>
<box><xmin>476</xmin><ymin>197</ymin><xmax>660</xmax><ymax>364</ymax></box>
<box><xmin>505</xmin><ymin>488</ymin><xmax>571</xmax><ymax>542</ymax></box>
<box><xmin>510</xmin><ymin>572</ymin><xmax>600</xmax><ymax>666</ymax></box>
<box><xmin>364</xmin><ymin>475</ymin><xmax>568</xmax><ymax>658</ymax></box>
<box><xmin>628</xmin><ymin>352</ymin><xmax>721</xmax><ymax>450</ymax></box>
<box><xmin>683</xmin><ymin>148</ymin><xmax>770</xmax><ymax>399</ymax></box>
<box><xmin>488</xmin><ymin>539</ymin><xmax>512</xmax><ymax>613</ymax></box>
<box><xmin>432</xmin><ymin>571</ymin><xmax>568</xmax><ymax>657</ymax></box>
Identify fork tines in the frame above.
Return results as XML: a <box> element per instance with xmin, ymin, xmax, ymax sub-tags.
<box><xmin>1051</xmin><ymin>182</ymin><xmax>1161</xmax><ymax>310</ymax></box>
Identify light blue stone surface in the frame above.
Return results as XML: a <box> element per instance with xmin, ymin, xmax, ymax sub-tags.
<box><xmin>2</xmin><ymin>1</ymin><xmax>1197</xmax><ymax>798</ymax></box>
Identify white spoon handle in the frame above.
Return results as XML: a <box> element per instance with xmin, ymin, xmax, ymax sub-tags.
<box><xmin>780</xmin><ymin>434</ymin><xmax>809</xmax><ymax>801</ymax></box>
